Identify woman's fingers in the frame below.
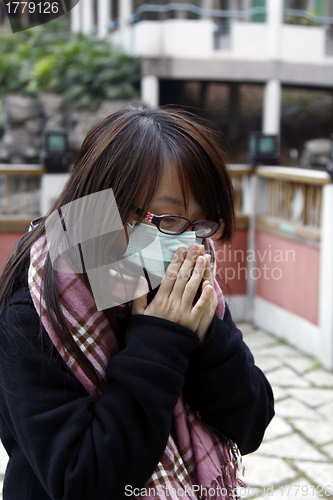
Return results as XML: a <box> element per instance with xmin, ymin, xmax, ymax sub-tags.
<box><xmin>171</xmin><ymin>244</ymin><xmax>203</xmax><ymax>298</ymax></box>
<box><xmin>158</xmin><ymin>245</ymin><xmax>187</xmax><ymax>297</ymax></box>
<box><xmin>194</xmin><ymin>283</ymin><xmax>218</xmax><ymax>341</ymax></box>
<box><xmin>180</xmin><ymin>253</ymin><xmax>208</xmax><ymax>310</ymax></box>
<box><xmin>190</xmin><ymin>280</ymin><xmax>214</xmax><ymax>322</ymax></box>
<box><xmin>202</xmin><ymin>254</ymin><xmax>214</xmax><ymax>288</ymax></box>
<box><xmin>201</xmin><ymin>279</ymin><xmax>210</xmax><ymax>290</ymax></box>
<box><xmin>142</xmin><ymin>242</ymin><xmax>216</xmax><ymax>336</ymax></box>
<box><xmin>188</xmin><ymin>253</ymin><xmax>217</xmax><ymax>337</ymax></box>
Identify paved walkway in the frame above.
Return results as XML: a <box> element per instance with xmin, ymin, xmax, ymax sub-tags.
<box><xmin>237</xmin><ymin>322</ymin><xmax>333</xmax><ymax>500</ymax></box>
<box><xmin>0</xmin><ymin>323</ymin><xmax>332</xmax><ymax>499</ymax></box>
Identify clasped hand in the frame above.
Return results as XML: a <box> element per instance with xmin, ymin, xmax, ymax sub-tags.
<box><xmin>131</xmin><ymin>244</ymin><xmax>218</xmax><ymax>342</ymax></box>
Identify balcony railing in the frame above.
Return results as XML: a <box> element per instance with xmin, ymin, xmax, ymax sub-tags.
<box><xmin>229</xmin><ymin>164</ymin><xmax>254</xmax><ymax>229</ymax></box>
<box><xmin>0</xmin><ymin>165</ymin><xmax>44</xmax><ymax>232</ymax></box>
<box><xmin>284</xmin><ymin>8</ymin><xmax>333</xmax><ymax>27</ymax></box>
<box><xmin>256</xmin><ymin>166</ymin><xmax>331</xmax><ymax>245</ymax></box>
<box><xmin>129</xmin><ymin>3</ymin><xmax>267</xmax><ymax>24</ymax></box>
<box><xmin>0</xmin><ymin>164</ymin><xmax>330</xmax><ymax>243</ymax></box>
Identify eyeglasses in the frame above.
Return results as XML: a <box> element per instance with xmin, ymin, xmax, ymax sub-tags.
<box><xmin>130</xmin><ymin>203</ymin><xmax>220</xmax><ymax>238</ymax></box>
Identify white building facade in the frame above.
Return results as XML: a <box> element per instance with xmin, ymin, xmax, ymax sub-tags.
<box><xmin>70</xmin><ymin>0</ymin><xmax>333</xmax><ymax>136</ymax></box>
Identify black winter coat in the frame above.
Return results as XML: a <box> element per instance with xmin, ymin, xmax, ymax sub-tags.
<box><xmin>0</xmin><ymin>265</ymin><xmax>274</xmax><ymax>500</ymax></box>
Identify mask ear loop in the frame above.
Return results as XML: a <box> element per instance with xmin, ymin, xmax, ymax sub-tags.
<box><xmin>124</xmin><ymin>222</ymin><xmax>135</xmax><ymax>255</ymax></box>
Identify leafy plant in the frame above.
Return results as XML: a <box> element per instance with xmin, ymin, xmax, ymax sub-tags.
<box><xmin>0</xmin><ymin>19</ymin><xmax>140</xmax><ymax>109</ymax></box>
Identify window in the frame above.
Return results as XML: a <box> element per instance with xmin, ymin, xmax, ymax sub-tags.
<box><xmin>284</xmin><ymin>0</ymin><xmax>327</xmax><ymax>25</ymax></box>
<box><xmin>252</xmin><ymin>0</ymin><xmax>266</xmax><ymax>23</ymax></box>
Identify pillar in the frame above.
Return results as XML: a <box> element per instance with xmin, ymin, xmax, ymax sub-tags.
<box><xmin>267</xmin><ymin>0</ymin><xmax>283</xmax><ymax>58</ymax></box>
<box><xmin>262</xmin><ymin>79</ymin><xmax>281</xmax><ymax>135</ymax></box>
<box><xmin>229</xmin><ymin>0</ymin><xmax>238</xmax><ymax>14</ymax></box>
<box><xmin>141</xmin><ymin>75</ymin><xmax>159</xmax><ymax>108</ymax></box>
<box><xmin>176</xmin><ymin>0</ymin><xmax>189</xmax><ymax>19</ymax></box>
<box><xmin>243</xmin><ymin>173</ymin><xmax>269</xmax><ymax>322</ymax></box>
<box><xmin>201</xmin><ymin>0</ymin><xmax>213</xmax><ymax>19</ymax></box>
<box><xmin>119</xmin><ymin>0</ymin><xmax>132</xmax><ymax>51</ymax></box>
<box><xmin>82</xmin><ymin>0</ymin><xmax>94</xmax><ymax>34</ymax></box>
<box><xmin>243</xmin><ymin>0</ymin><xmax>252</xmax><ymax>22</ymax></box>
<box><xmin>324</xmin><ymin>0</ymin><xmax>332</xmax><ymax>18</ymax></box>
<box><xmin>97</xmin><ymin>0</ymin><xmax>110</xmax><ymax>38</ymax></box>
<box><xmin>71</xmin><ymin>0</ymin><xmax>81</xmax><ymax>33</ymax></box>
<box><xmin>308</xmin><ymin>0</ymin><xmax>316</xmax><ymax>14</ymax></box>
<box><xmin>40</xmin><ymin>174</ymin><xmax>71</xmax><ymax>217</ymax></box>
<box><xmin>262</xmin><ymin>0</ymin><xmax>283</xmax><ymax>136</ymax></box>
<box><xmin>319</xmin><ymin>184</ymin><xmax>333</xmax><ymax>370</ymax></box>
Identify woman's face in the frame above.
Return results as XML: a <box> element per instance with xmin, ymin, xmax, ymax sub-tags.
<box><xmin>133</xmin><ymin>165</ymin><xmax>206</xmax><ymax>228</ymax></box>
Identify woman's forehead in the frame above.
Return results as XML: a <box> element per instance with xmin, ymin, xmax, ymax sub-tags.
<box><xmin>152</xmin><ymin>177</ymin><xmax>204</xmax><ymax>216</ymax></box>
<box><xmin>135</xmin><ymin>163</ymin><xmax>205</xmax><ymax>216</ymax></box>
<box><xmin>154</xmin><ymin>167</ymin><xmax>185</xmax><ymax>202</ymax></box>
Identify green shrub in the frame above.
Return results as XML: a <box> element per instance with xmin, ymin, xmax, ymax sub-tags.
<box><xmin>0</xmin><ymin>19</ymin><xmax>140</xmax><ymax>109</ymax></box>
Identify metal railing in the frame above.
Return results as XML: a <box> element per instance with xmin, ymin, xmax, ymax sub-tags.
<box><xmin>284</xmin><ymin>8</ymin><xmax>333</xmax><ymax>26</ymax></box>
<box><xmin>129</xmin><ymin>3</ymin><xmax>267</xmax><ymax>24</ymax></box>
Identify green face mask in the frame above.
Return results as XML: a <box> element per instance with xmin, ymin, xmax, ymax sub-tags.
<box><xmin>123</xmin><ymin>221</ymin><xmax>203</xmax><ymax>278</ymax></box>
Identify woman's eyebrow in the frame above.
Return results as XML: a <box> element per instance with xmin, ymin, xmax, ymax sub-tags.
<box><xmin>157</xmin><ymin>196</ymin><xmax>205</xmax><ymax>219</ymax></box>
<box><xmin>158</xmin><ymin>196</ymin><xmax>185</xmax><ymax>208</ymax></box>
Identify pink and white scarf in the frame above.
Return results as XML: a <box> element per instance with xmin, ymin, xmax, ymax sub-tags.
<box><xmin>28</xmin><ymin>234</ymin><xmax>245</xmax><ymax>500</ymax></box>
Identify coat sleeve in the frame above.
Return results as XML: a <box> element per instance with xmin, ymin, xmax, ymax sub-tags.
<box><xmin>182</xmin><ymin>303</ymin><xmax>275</xmax><ymax>455</ymax></box>
<box><xmin>0</xmin><ymin>291</ymin><xmax>200</xmax><ymax>500</ymax></box>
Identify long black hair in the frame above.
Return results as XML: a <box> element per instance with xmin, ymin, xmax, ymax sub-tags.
<box><xmin>0</xmin><ymin>106</ymin><xmax>235</xmax><ymax>391</ymax></box>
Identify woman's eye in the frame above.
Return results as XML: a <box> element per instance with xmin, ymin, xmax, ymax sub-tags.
<box><xmin>163</xmin><ymin>217</ymin><xmax>177</xmax><ymax>224</ymax></box>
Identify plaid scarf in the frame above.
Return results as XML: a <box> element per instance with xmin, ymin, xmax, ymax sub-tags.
<box><xmin>28</xmin><ymin>234</ymin><xmax>245</xmax><ymax>500</ymax></box>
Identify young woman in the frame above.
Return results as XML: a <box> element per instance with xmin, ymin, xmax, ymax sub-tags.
<box><xmin>0</xmin><ymin>107</ymin><xmax>274</xmax><ymax>500</ymax></box>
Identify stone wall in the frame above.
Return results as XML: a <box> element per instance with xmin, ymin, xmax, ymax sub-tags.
<box><xmin>0</xmin><ymin>93</ymin><xmax>136</xmax><ymax>164</ymax></box>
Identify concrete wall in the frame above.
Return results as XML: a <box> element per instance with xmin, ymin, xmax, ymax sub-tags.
<box><xmin>212</xmin><ymin>223</ymin><xmax>321</xmax><ymax>330</ymax></box>
<box><xmin>211</xmin><ymin>168</ymin><xmax>332</xmax><ymax>370</ymax></box>
<box><xmin>212</xmin><ymin>228</ymin><xmax>248</xmax><ymax>296</ymax></box>
<box><xmin>256</xmin><ymin>231</ymin><xmax>320</xmax><ymax>326</ymax></box>
<box><xmin>134</xmin><ymin>19</ymin><xmax>333</xmax><ymax>89</ymax></box>
<box><xmin>251</xmin><ymin>177</ymin><xmax>332</xmax><ymax>370</ymax></box>
<box><xmin>281</xmin><ymin>25</ymin><xmax>327</xmax><ymax>64</ymax></box>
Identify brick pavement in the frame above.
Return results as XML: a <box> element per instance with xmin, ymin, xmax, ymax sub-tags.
<box><xmin>0</xmin><ymin>322</ymin><xmax>332</xmax><ymax>499</ymax></box>
<box><xmin>237</xmin><ymin>322</ymin><xmax>333</xmax><ymax>500</ymax></box>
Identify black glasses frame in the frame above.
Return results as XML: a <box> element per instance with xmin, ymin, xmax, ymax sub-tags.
<box><xmin>129</xmin><ymin>203</ymin><xmax>220</xmax><ymax>238</ymax></box>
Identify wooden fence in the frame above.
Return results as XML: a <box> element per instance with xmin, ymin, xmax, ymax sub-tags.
<box><xmin>0</xmin><ymin>165</ymin><xmax>45</xmax><ymax>232</ymax></box>
<box><xmin>0</xmin><ymin>164</ymin><xmax>331</xmax><ymax>240</ymax></box>
<box><xmin>229</xmin><ymin>164</ymin><xmax>254</xmax><ymax>229</ymax></box>
<box><xmin>256</xmin><ymin>166</ymin><xmax>331</xmax><ymax>245</ymax></box>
